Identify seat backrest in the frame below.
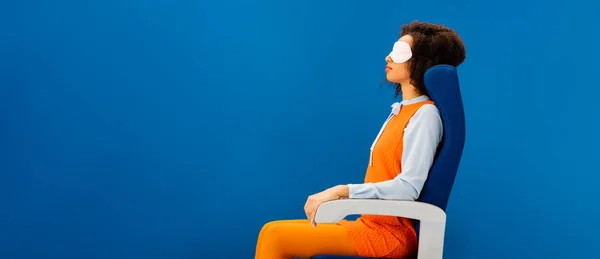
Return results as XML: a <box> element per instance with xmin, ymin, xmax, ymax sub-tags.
<box><xmin>416</xmin><ymin>64</ymin><xmax>466</xmax><ymax>212</ymax></box>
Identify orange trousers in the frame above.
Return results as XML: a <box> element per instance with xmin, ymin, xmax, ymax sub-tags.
<box><xmin>254</xmin><ymin>220</ymin><xmax>358</xmax><ymax>259</ymax></box>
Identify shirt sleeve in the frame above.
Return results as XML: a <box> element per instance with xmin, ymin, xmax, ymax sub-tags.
<box><xmin>347</xmin><ymin>104</ymin><xmax>443</xmax><ymax>200</ymax></box>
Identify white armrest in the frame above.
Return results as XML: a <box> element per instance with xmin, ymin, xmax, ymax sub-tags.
<box><xmin>314</xmin><ymin>199</ymin><xmax>446</xmax><ymax>259</ymax></box>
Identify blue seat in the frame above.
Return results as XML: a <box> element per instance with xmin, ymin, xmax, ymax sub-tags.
<box><xmin>313</xmin><ymin>65</ymin><xmax>466</xmax><ymax>259</ymax></box>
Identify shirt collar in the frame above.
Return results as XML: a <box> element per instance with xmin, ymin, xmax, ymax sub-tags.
<box><xmin>400</xmin><ymin>95</ymin><xmax>430</xmax><ymax>105</ymax></box>
<box><xmin>391</xmin><ymin>95</ymin><xmax>430</xmax><ymax>115</ymax></box>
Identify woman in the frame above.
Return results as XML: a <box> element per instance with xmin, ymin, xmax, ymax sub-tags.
<box><xmin>255</xmin><ymin>20</ymin><xmax>466</xmax><ymax>259</ymax></box>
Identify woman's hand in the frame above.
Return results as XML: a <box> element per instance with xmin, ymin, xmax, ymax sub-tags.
<box><xmin>304</xmin><ymin>185</ymin><xmax>349</xmax><ymax>227</ymax></box>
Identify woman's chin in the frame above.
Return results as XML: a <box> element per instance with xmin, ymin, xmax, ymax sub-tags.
<box><xmin>385</xmin><ymin>74</ymin><xmax>401</xmax><ymax>84</ymax></box>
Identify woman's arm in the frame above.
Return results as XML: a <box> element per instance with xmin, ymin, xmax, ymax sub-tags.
<box><xmin>339</xmin><ymin>104</ymin><xmax>443</xmax><ymax>200</ymax></box>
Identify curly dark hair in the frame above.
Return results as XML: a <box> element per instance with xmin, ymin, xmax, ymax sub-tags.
<box><xmin>393</xmin><ymin>20</ymin><xmax>466</xmax><ymax>97</ymax></box>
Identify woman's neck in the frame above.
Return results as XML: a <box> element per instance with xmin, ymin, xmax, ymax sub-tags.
<box><xmin>400</xmin><ymin>83</ymin><xmax>421</xmax><ymax>100</ymax></box>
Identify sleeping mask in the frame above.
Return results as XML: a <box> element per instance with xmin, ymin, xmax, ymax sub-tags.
<box><xmin>389</xmin><ymin>41</ymin><xmax>412</xmax><ymax>64</ymax></box>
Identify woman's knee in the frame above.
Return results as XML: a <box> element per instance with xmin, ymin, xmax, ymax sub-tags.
<box><xmin>256</xmin><ymin>222</ymin><xmax>300</xmax><ymax>259</ymax></box>
<box><xmin>259</xmin><ymin>221</ymin><xmax>276</xmax><ymax>234</ymax></box>
<box><xmin>260</xmin><ymin>220</ymin><xmax>306</xmax><ymax>232</ymax></box>
<box><xmin>261</xmin><ymin>222</ymin><xmax>298</xmax><ymax>254</ymax></box>
<box><xmin>258</xmin><ymin>220</ymin><xmax>302</xmax><ymax>241</ymax></box>
<box><xmin>259</xmin><ymin>220</ymin><xmax>287</xmax><ymax>236</ymax></box>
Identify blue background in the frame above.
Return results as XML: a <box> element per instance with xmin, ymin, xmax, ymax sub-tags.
<box><xmin>2</xmin><ymin>0</ymin><xmax>599</xmax><ymax>259</ymax></box>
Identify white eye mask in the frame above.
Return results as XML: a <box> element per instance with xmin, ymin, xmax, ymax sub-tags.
<box><xmin>389</xmin><ymin>41</ymin><xmax>412</xmax><ymax>63</ymax></box>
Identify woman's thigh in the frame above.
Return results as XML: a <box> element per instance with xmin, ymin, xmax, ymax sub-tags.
<box><xmin>256</xmin><ymin>220</ymin><xmax>357</xmax><ymax>259</ymax></box>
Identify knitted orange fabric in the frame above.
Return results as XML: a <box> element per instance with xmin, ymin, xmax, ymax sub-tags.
<box><xmin>338</xmin><ymin>100</ymin><xmax>434</xmax><ymax>259</ymax></box>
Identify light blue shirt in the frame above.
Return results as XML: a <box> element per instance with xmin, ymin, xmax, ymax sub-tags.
<box><xmin>347</xmin><ymin>95</ymin><xmax>443</xmax><ymax>201</ymax></box>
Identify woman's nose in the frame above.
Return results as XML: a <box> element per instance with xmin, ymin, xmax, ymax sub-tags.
<box><xmin>385</xmin><ymin>55</ymin><xmax>392</xmax><ymax>63</ymax></box>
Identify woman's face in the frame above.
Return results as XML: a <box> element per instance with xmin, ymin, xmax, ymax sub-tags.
<box><xmin>385</xmin><ymin>34</ymin><xmax>414</xmax><ymax>84</ymax></box>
